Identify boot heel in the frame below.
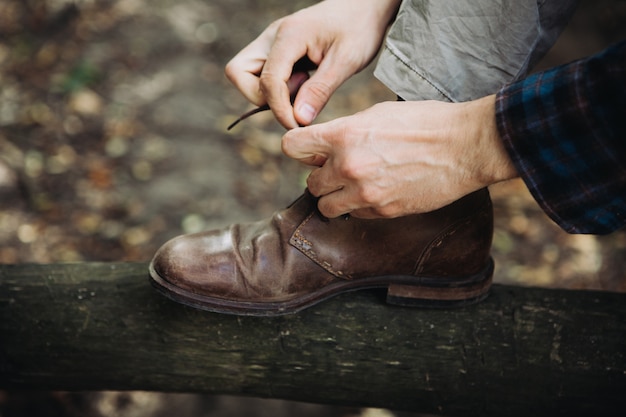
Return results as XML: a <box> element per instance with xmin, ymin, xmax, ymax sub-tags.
<box><xmin>385</xmin><ymin>260</ymin><xmax>493</xmax><ymax>309</ymax></box>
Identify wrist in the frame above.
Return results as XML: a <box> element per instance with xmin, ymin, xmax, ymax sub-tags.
<box><xmin>467</xmin><ymin>95</ymin><xmax>519</xmax><ymax>187</ymax></box>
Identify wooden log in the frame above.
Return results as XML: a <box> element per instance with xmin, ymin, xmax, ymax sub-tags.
<box><xmin>1</xmin><ymin>262</ymin><xmax>625</xmax><ymax>416</ymax></box>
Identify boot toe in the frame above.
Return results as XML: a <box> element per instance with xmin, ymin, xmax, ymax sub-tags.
<box><xmin>150</xmin><ymin>229</ymin><xmax>239</xmax><ymax>298</ymax></box>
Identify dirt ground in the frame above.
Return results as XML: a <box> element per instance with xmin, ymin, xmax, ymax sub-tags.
<box><xmin>1</xmin><ymin>0</ymin><xmax>625</xmax><ymax>416</ymax></box>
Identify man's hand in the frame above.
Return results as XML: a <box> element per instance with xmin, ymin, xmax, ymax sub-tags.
<box><xmin>224</xmin><ymin>0</ymin><xmax>401</xmax><ymax>129</ymax></box>
<box><xmin>282</xmin><ymin>95</ymin><xmax>519</xmax><ymax>218</ymax></box>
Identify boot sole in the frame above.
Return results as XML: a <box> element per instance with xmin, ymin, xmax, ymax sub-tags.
<box><xmin>148</xmin><ymin>258</ymin><xmax>494</xmax><ymax>317</ymax></box>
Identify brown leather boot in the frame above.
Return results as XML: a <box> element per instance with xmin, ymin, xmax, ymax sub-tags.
<box><xmin>149</xmin><ymin>189</ymin><xmax>494</xmax><ymax>316</ymax></box>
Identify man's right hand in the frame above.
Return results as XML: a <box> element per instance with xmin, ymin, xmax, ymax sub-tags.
<box><xmin>224</xmin><ymin>0</ymin><xmax>401</xmax><ymax>129</ymax></box>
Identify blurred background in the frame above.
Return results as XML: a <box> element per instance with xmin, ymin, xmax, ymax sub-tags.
<box><xmin>1</xmin><ymin>0</ymin><xmax>625</xmax><ymax>416</ymax></box>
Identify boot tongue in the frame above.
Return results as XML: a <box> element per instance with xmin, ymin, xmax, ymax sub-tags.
<box><xmin>284</xmin><ymin>189</ymin><xmax>329</xmax><ymax>220</ymax></box>
<box><xmin>286</xmin><ymin>189</ymin><xmax>315</xmax><ymax>208</ymax></box>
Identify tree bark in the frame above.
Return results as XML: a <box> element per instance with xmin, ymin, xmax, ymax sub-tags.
<box><xmin>1</xmin><ymin>262</ymin><xmax>625</xmax><ymax>416</ymax></box>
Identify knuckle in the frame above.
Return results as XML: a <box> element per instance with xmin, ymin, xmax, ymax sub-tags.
<box><xmin>267</xmin><ymin>18</ymin><xmax>284</xmax><ymax>31</ymax></box>
<box><xmin>274</xmin><ymin>13</ymin><xmax>309</xmax><ymax>36</ymax></box>
<box><xmin>337</xmin><ymin>152</ymin><xmax>362</xmax><ymax>180</ymax></box>
<box><xmin>258</xmin><ymin>72</ymin><xmax>276</xmax><ymax>92</ymax></box>
<box><xmin>306</xmin><ymin>180</ymin><xmax>320</xmax><ymax>196</ymax></box>
<box><xmin>354</xmin><ymin>182</ymin><xmax>393</xmax><ymax>213</ymax></box>
<box><xmin>259</xmin><ymin>74</ymin><xmax>286</xmax><ymax>104</ymax></box>
<box><xmin>275</xmin><ymin>17</ymin><xmax>297</xmax><ymax>34</ymax></box>
<box><xmin>374</xmin><ymin>204</ymin><xmax>400</xmax><ymax>218</ymax></box>
<box><xmin>317</xmin><ymin>199</ymin><xmax>336</xmax><ymax>218</ymax></box>
<box><xmin>281</xmin><ymin>132</ymin><xmax>293</xmax><ymax>150</ymax></box>
<box><xmin>281</xmin><ymin>137</ymin><xmax>294</xmax><ymax>159</ymax></box>
<box><xmin>357</xmin><ymin>185</ymin><xmax>382</xmax><ymax>206</ymax></box>
<box><xmin>224</xmin><ymin>60</ymin><xmax>237</xmax><ymax>81</ymax></box>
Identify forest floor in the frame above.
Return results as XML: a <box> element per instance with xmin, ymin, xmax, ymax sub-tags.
<box><xmin>1</xmin><ymin>0</ymin><xmax>625</xmax><ymax>416</ymax></box>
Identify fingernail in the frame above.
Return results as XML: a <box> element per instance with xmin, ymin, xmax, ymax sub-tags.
<box><xmin>297</xmin><ymin>103</ymin><xmax>317</xmax><ymax>124</ymax></box>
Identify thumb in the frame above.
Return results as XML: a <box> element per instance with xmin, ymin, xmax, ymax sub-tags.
<box><xmin>292</xmin><ymin>60</ymin><xmax>350</xmax><ymax>126</ymax></box>
<box><xmin>282</xmin><ymin>125</ymin><xmax>329</xmax><ymax>167</ymax></box>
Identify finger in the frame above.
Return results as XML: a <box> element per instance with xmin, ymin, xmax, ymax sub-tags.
<box><xmin>316</xmin><ymin>189</ymin><xmax>358</xmax><ymax>219</ymax></box>
<box><xmin>224</xmin><ymin>27</ymin><xmax>277</xmax><ymax>106</ymax></box>
<box><xmin>347</xmin><ymin>207</ymin><xmax>385</xmax><ymax>220</ymax></box>
<box><xmin>317</xmin><ymin>190</ymin><xmax>387</xmax><ymax>220</ymax></box>
<box><xmin>224</xmin><ymin>55</ymin><xmax>267</xmax><ymax>106</ymax></box>
<box><xmin>305</xmin><ymin>166</ymin><xmax>342</xmax><ymax>197</ymax></box>
<box><xmin>282</xmin><ymin>124</ymin><xmax>331</xmax><ymax>166</ymax></box>
<box><xmin>226</xmin><ymin>68</ymin><xmax>311</xmax><ymax>131</ymax></box>
<box><xmin>261</xmin><ymin>42</ymin><xmax>308</xmax><ymax>129</ymax></box>
<box><xmin>292</xmin><ymin>50</ymin><xmax>358</xmax><ymax>126</ymax></box>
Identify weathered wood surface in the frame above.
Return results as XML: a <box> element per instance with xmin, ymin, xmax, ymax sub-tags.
<box><xmin>1</xmin><ymin>262</ymin><xmax>625</xmax><ymax>416</ymax></box>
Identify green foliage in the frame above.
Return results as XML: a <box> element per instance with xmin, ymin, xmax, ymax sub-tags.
<box><xmin>58</xmin><ymin>60</ymin><xmax>100</xmax><ymax>94</ymax></box>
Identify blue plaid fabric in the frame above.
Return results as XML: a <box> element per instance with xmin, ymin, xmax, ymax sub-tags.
<box><xmin>496</xmin><ymin>40</ymin><xmax>626</xmax><ymax>234</ymax></box>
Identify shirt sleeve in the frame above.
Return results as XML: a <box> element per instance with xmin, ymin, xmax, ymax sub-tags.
<box><xmin>495</xmin><ymin>40</ymin><xmax>626</xmax><ymax>234</ymax></box>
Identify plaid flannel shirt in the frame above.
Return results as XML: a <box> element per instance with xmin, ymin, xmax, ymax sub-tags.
<box><xmin>496</xmin><ymin>40</ymin><xmax>626</xmax><ymax>234</ymax></box>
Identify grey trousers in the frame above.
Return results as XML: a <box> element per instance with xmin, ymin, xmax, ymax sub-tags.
<box><xmin>374</xmin><ymin>0</ymin><xmax>579</xmax><ymax>102</ymax></box>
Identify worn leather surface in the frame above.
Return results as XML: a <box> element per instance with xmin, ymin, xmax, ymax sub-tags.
<box><xmin>151</xmin><ymin>189</ymin><xmax>493</xmax><ymax>303</ymax></box>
